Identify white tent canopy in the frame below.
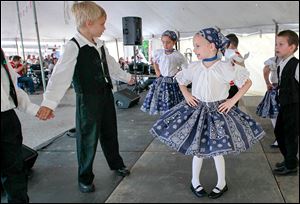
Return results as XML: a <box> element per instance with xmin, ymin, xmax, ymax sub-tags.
<box><xmin>1</xmin><ymin>1</ymin><xmax>299</xmax><ymax>96</ymax></box>
<box><xmin>1</xmin><ymin>1</ymin><xmax>299</xmax><ymax>42</ymax></box>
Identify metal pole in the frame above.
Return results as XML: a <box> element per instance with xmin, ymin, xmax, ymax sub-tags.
<box><xmin>177</xmin><ymin>31</ymin><xmax>180</xmax><ymax>51</ymax></box>
<box><xmin>115</xmin><ymin>38</ymin><xmax>120</xmax><ymax>60</ymax></box>
<box><xmin>16</xmin><ymin>1</ymin><xmax>26</xmax><ymax>61</ymax></box>
<box><xmin>33</xmin><ymin>1</ymin><xmax>46</xmax><ymax>92</ymax></box>
<box><xmin>132</xmin><ymin>45</ymin><xmax>139</xmax><ymax>94</ymax></box>
<box><xmin>273</xmin><ymin>19</ymin><xmax>279</xmax><ymax>56</ymax></box>
<box><xmin>15</xmin><ymin>38</ymin><xmax>19</xmax><ymax>57</ymax></box>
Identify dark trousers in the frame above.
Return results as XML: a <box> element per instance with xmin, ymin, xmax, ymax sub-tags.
<box><xmin>274</xmin><ymin>103</ymin><xmax>299</xmax><ymax>169</ymax></box>
<box><xmin>75</xmin><ymin>88</ymin><xmax>125</xmax><ymax>185</ymax></box>
<box><xmin>1</xmin><ymin>110</ymin><xmax>29</xmax><ymax>203</ymax></box>
<box><xmin>228</xmin><ymin>85</ymin><xmax>239</xmax><ymax>107</ymax></box>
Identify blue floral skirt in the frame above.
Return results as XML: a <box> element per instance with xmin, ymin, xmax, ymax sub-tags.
<box><xmin>256</xmin><ymin>87</ymin><xmax>279</xmax><ymax>119</ymax></box>
<box><xmin>150</xmin><ymin>100</ymin><xmax>265</xmax><ymax>158</ymax></box>
<box><xmin>141</xmin><ymin>76</ymin><xmax>184</xmax><ymax>115</ymax></box>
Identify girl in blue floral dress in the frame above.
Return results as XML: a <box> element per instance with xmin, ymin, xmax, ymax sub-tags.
<box><xmin>256</xmin><ymin>56</ymin><xmax>281</xmax><ymax>147</ymax></box>
<box><xmin>150</xmin><ymin>28</ymin><xmax>265</xmax><ymax>199</ymax></box>
<box><xmin>141</xmin><ymin>30</ymin><xmax>187</xmax><ymax>115</ymax></box>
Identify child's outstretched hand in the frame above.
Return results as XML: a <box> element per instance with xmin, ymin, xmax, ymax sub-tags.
<box><xmin>183</xmin><ymin>92</ymin><xmax>199</xmax><ymax>107</ymax></box>
<box><xmin>36</xmin><ymin>106</ymin><xmax>55</xmax><ymax>120</ymax></box>
<box><xmin>127</xmin><ymin>77</ymin><xmax>135</xmax><ymax>85</ymax></box>
<box><xmin>218</xmin><ymin>99</ymin><xmax>235</xmax><ymax>114</ymax></box>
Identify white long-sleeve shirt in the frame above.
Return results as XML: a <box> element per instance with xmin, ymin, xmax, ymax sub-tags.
<box><xmin>175</xmin><ymin>60</ymin><xmax>250</xmax><ymax>102</ymax></box>
<box><xmin>1</xmin><ymin>61</ymin><xmax>39</xmax><ymax>115</ymax></box>
<box><xmin>41</xmin><ymin>32</ymin><xmax>131</xmax><ymax>110</ymax></box>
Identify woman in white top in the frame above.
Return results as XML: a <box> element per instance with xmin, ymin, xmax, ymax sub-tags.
<box><xmin>150</xmin><ymin>28</ymin><xmax>265</xmax><ymax>199</ymax></box>
<box><xmin>141</xmin><ymin>30</ymin><xmax>187</xmax><ymax>115</ymax></box>
<box><xmin>256</xmin><ymin>56</ymin><xmax>281</xmax><ymax>147</ymax></box>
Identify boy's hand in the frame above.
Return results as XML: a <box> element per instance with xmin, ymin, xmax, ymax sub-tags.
<box><xmin>36</xmin><ymin>106</ymin><xmax>55</xmax><ymax>120</ymax></box>
<box><xmin>127</xmin><ymin>76</ymin><xmax>136</xmax><ymax>85</ymax></box>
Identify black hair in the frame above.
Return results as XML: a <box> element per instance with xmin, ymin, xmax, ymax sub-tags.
<box><xmin>226</xmin><ymin>33</ymin><xmax>239</xmax><ymax>48</ymax></box>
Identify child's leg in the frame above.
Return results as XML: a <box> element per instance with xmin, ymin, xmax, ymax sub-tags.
<box><xmin>100</xmin><ymin>92</ymin><xmax>125</xmax><ymax>170</ymax></box>
<box><xmin>270</xmin><ymin>117</ymin><xmax>278</xmax><ymax>146</ymax></box>
<box><xmin>270</xmin><ymin>117</ymin><xmax>277</xmax><ymax>128</ymax></box>
<box><xmin>213</xmin><ymin>155</ymin><xmax>226</xmax><ymax>192</ymax></box>
<box><xmin>191</xmin><ymin>156</ymin><xmax>203</xmax><ymax>188</ymax></box>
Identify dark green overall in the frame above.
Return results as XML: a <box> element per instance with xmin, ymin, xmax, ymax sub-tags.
<box><xmin>71</xmin><ymin>38</ymin><xmax>125</xmax><ymax>185</ymax></box>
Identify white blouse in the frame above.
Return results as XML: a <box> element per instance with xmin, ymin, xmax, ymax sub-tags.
<box><xmin>175</xmin><ymin>60</ymin><xmax>250</xmax><ymax>102</ymax></box>
<box><xmin>153</xmin><ymin>49</ymin><xmax>187</xmax><ymax>77</ymax></box>
<box><xmin>264</xmin><ymin>57</ymin><xmax>279</xmax><ymax>84</ymax></box>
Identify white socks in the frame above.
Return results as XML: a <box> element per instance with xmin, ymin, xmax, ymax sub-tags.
<box><xmin>191</xmin><ymin>155</ymin><xmax>226</xmax><ymax>193</ymax></box>
<box><xmin>191</xmin><ymin>156</ymin><xmax>203</xmax><ymax>191</ymax></box>
<box><xmin>270</xmin><ymin>118</ymin><xmax>277</xmax><ymax>128</ymax></box>
<box><xmin>271</xmin><ymin>117</ymin><xmax>278</xmax><ymax>145</ymax></box>
<box><xmin>213</xmin><ymin>155</ymin><xmax>226</xmax><ymax>192</ymax></box>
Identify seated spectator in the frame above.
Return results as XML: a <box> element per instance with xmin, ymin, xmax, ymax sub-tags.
<box><xmin>26</xmin><ymin>54</ymin><xmax>32</xmax><ymax>64</ymax></box>
<box><xmin>10</xmin><ymin>55</ymin><xmax>35</xmax><ymax>94</ymax></box>
<box><xmin>48</xmin><ymin>57</ymin><xmax>58</xmax><ymax>74</ymax></box>
<box><xmin>118</xmin><ymin>57</ymin><xmax>129</xmax><ymax>71</ymax></box>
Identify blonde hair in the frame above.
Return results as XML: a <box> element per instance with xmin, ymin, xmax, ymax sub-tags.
<box><xmin>71</xmin><ymin>1</ymin><xmax>106</xmax><ymax>28</ymax></box>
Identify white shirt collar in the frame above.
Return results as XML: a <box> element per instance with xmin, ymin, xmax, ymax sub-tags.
<box><xmin>75</xmin><ymin>32</ymin><xmax>104</xmax><ymax>48</ymax></box>
<box><xmin>279</xmin><ymin>54</ymin><xmax>294</xmax><ymax>68</ymax></box>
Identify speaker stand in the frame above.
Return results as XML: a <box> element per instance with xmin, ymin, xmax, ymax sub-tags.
<box><xmin>131</xmin><ymin>46</ymin><xmax>143</xmax><ymax>95</ymax></box>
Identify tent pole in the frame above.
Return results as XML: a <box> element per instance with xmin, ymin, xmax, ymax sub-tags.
<box><xmin>273</xmin><ymin>19</ymin><xmax>279</xmax><ymax>56</ymax></box>
<box><xmin>115</xmin><ymin>38</ymin><xmax>120</xmax><ymax>60</ymax></box>
<box><xmin>16</xmin><ymin>1</ymin><xmax>25</xmax><ymax>61</ymax></box>
<box><xmin>15</xmin><ymin>38</ymin><xmax>19</xmax><ymax>57</ymax></box>
<box><xmin>177</xmin><ymin>31</ymin><xmax>180</xmax><ymax>51</ymax></box>
<box><xmin>33</xmin><ymin>1</ymin><xmax>46</xmax><ymax>92</ymax></box>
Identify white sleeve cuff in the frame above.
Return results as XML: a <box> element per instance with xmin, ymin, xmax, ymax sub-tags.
<box><xmin>41</xmin><ymin>98</ymin><xmax>58</xmax><ymax>111</ymax></box>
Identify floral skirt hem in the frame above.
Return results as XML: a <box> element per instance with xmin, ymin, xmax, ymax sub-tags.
<box><xmin>150</xmin><ymin>100</ymin><xmax>266</xmax><ymax>158</ymax></box>
<box><xmin>256</xmin><ymin>88</ymin><xmax>279</xmax><ymax>119</ymax></box>
<box><xmin>150</xmin><ymin>128</ymin><xmax>265</xmax><ymax>158</ymax></box>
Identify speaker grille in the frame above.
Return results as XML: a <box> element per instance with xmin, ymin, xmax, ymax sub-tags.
<box><xmin>122</xmin><ymin>17</ymin><xmax>142</xmax><ymax>45</ymax></box>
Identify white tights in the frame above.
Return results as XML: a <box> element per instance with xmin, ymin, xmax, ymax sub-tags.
<box><xmin>271</xmin><ymin>118</ymin><xmax>277</xmax><ymax>128</ymax></box>
<box><xmin>191</xmin><ymin>155</ymin><xmax>226</xmax><ymax>192</ymax></box>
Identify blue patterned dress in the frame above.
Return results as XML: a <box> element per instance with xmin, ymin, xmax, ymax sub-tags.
<box><xmin>256</xmin><ymin>57</ymin><xmax>280</xmax><ymax>119</ymax></box>
<box><xmin>256</xmin><ymin>86</ymin><xmax>279</xmax><ymax>118</ymax></box>
<box><xmin>150</xmin><ymin>60</ymin><xmax>265</xmax><ymax>158</ymax></box>
<box><xmin>141</xmin><ymin>49</ymin><xmax>187</xmax><ymax>115</ymax></box>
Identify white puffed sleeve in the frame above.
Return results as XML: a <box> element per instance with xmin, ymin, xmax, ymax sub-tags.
<box><xmin>177</xmin><ymin>52</ymin><xmax>188</xmax><ymax>70</ymax></box>
<box><xmin>264</xmin><ymin>57</ymin><xmax>276</xmax><ymax>66</ymax></box>
<box><xmin>264</xmin><ymin>57</ymin><xmax>277</xmax><ymax>71</ymax></box>
<box><xmin>233</xmin><ymin>64</ymin><xmax>250</xmax><ymax>88</ymax></box>
<box><xmin>174</xmin><ymin>62</ymin><xmax>195</xmax><ymax>86</ymax></box>
<box><xmin>152</xmin><ymin>49</ymin><xmax>163</xmax><ymax>64</ymax></box>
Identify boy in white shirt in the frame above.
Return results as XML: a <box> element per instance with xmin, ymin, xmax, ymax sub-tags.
<box><xmin>36</xmin><ymin>1</ymin><xmax>134</xmax><ymax>193</ymax></box>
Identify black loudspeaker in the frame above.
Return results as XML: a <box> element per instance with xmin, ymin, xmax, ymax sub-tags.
<box><xmin>114</xmin><ymin>88</ymin><xmax>140</xmax><ymax>109</ymax></box>
<box><xmin>22</xmin><ymin>144</ymin><xmax>38</xmax><ymax>170</ymax></box>
<box><xmin>122</xmin><ymin>17</ymin><xmax>142</xmax><ymax>45</ymax></box>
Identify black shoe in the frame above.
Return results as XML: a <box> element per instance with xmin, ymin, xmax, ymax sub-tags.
<box><xmin>78</xmin><ymin>182</ymin><xmax>95</xmax><ymax>193</ymax></box>
<box><xmin>115</xmin><ymin>167</ymin><xmax>130</xmax><ymax>177</ymax></box>
<box><xmin>208</xmin><ymin>185</ymin><xmax>228</xmax><ymax>199</ymax></box>
<box><xmin>190</xmin><ymin>183</ymin><xmax>207</xmax><ymax>197</ymax></box>
<box><xmin>270</xmin><ymin>140</ymin><xmax>279</xmax><ymax>148</ymax></box>
<box><xmin>275</xmin><ymin>161</ymin><xmax>285</xmax><ymax>168</ymax></box>
<box><xmin>276</xmin><ymin>160</ymin><xmax>299</xmax><ymax>168</ymax></box>
<box><xmin>272</xmin><ymin>166</ymin><xmax>297</xmax><ymax>176</ymax></box>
